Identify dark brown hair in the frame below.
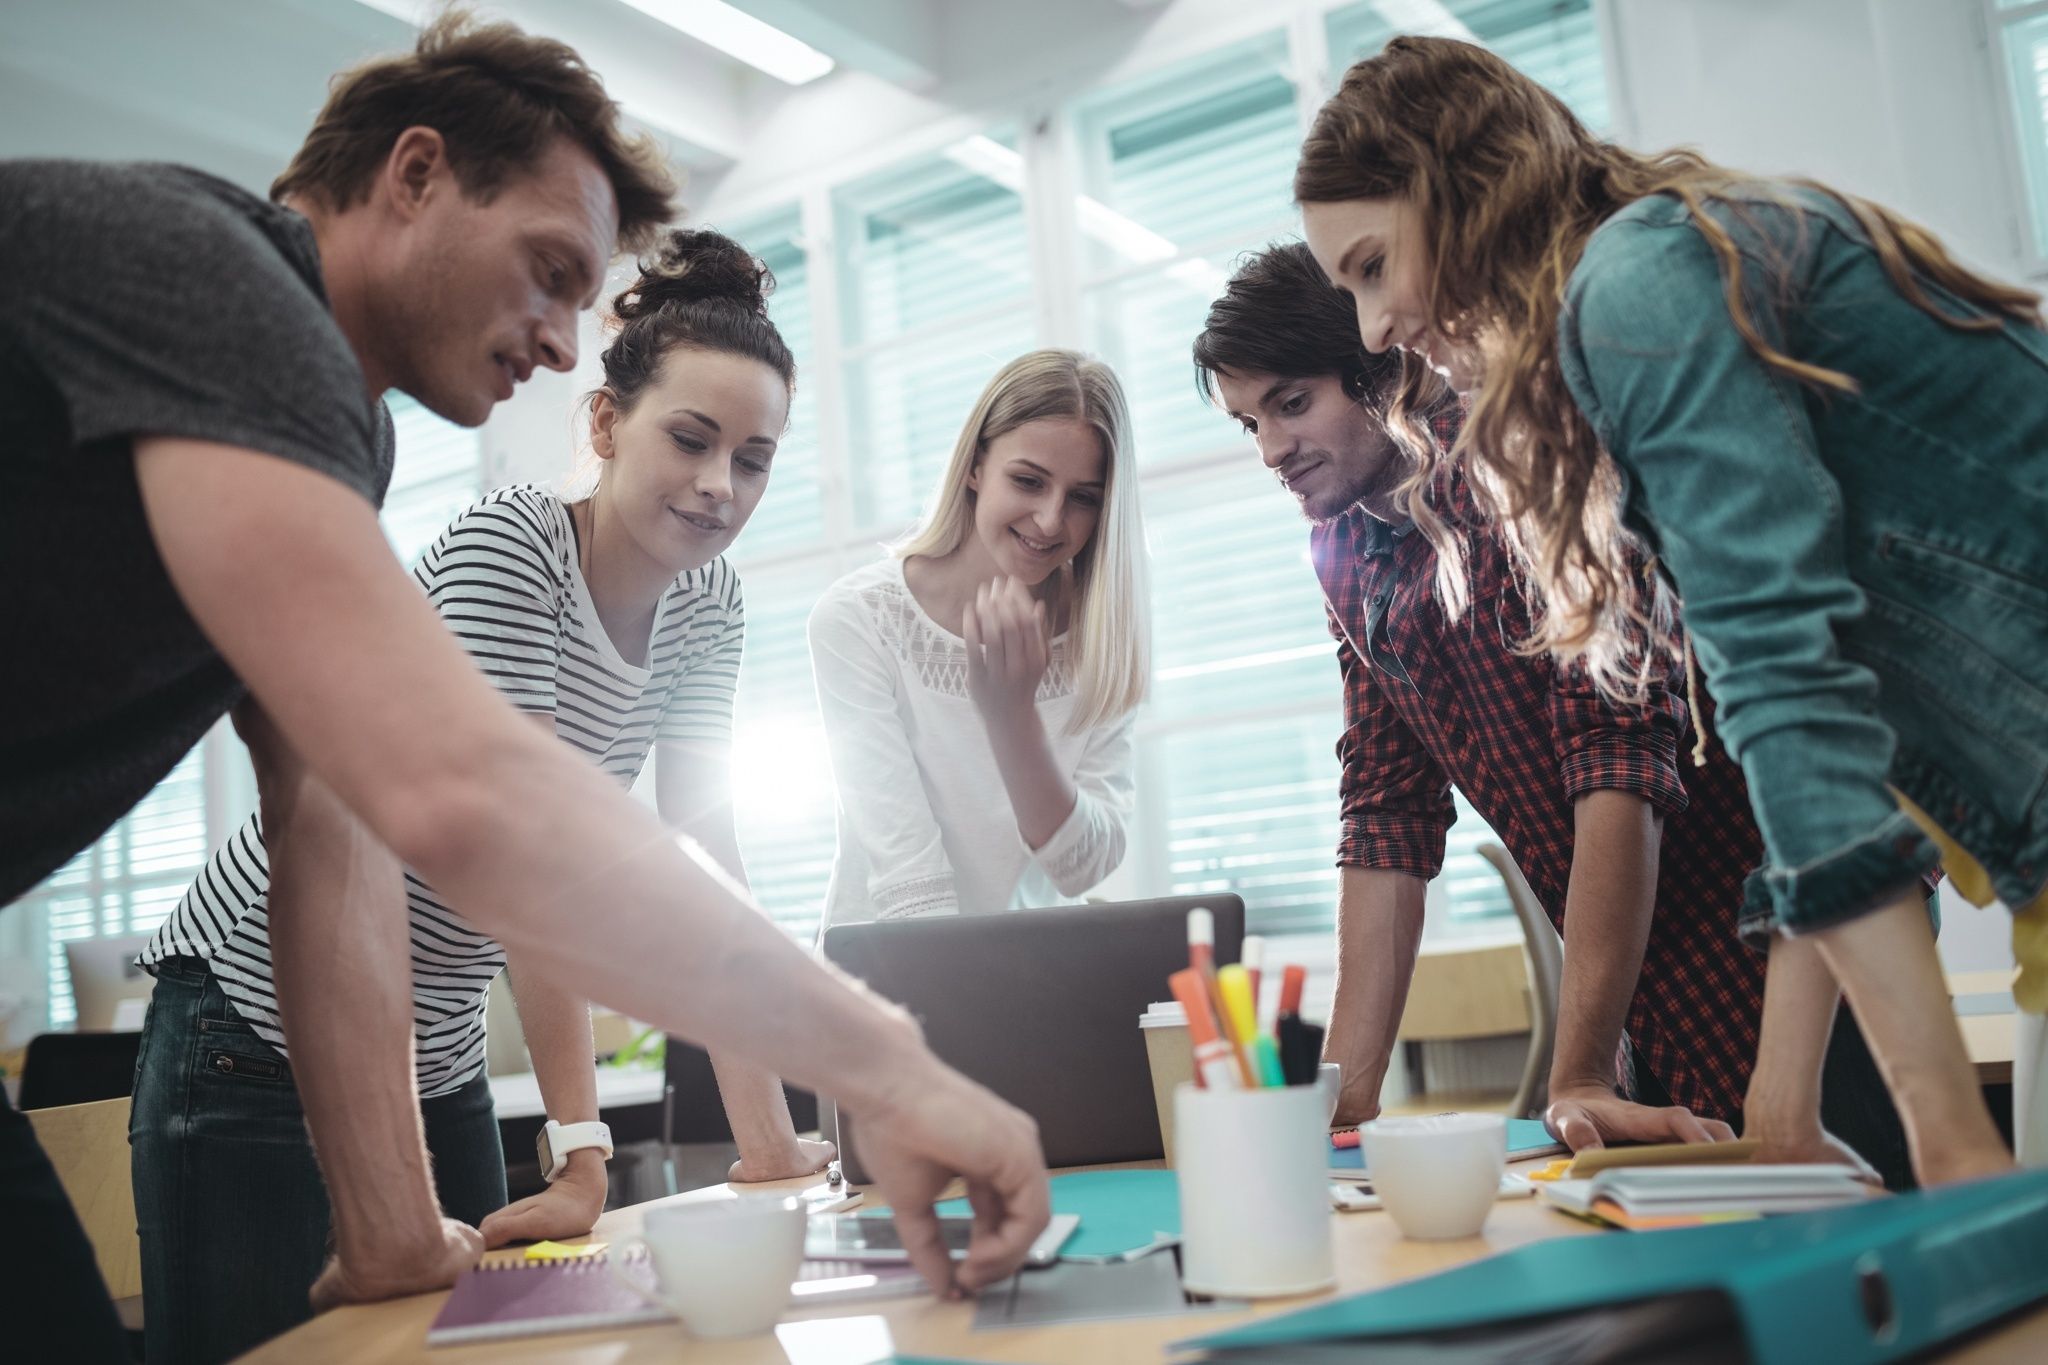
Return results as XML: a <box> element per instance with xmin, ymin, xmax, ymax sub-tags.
<box><xmin>1295</xmin><ymin>35</ymin><xmax>2042</xmax><ymax>696</ymax></box>
<box><xmin>272</xmin><ymin>9</ymin><xmax>676</xmax><ymax>253</ymax></box>
<box><xmin>599</xmin><ymin>228</ymin><xmax>796</xmax><ymax>414</ymax></box>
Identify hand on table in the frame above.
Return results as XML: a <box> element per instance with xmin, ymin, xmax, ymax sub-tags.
<box><xmin>479</xmin><ymin>1157</ymin><xmax>608</xmax><ymax>1249</ymax></box>
<box><xmin>1545</xmin><ymin>1083</ymin><xmax>1736</xmax><ymax>1153</ymax></box>
<box><xmin>963</xmin><ymin>576</ymin><xmax>1051</xmax><ymax>725</ymax></box>
<box><xmin>309</xmin><ymin>1216</ymin><xmax>482</xmax><ymax>1313</ymax></box>
<box><xmin>729</xmin><ymin>1135</ymin><xmax>838</xmax><ymax>1184</ymax></box>
<box><xmin>1742</xmin><ymin>1112</ymin><xmax>1884</xmax><ymax>1185</ymax></box>
<box><xmin>853</xmin><ymin>1060</ymin><xmax>1050</xmax><ymax>1298</ymax></box>
<box><xmin>1331</xmin><ymin>1085</ymin><xmax>1381</xmax><ymax>1130</ymax></box>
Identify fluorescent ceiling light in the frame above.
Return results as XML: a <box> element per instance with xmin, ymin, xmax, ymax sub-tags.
<box><xmin>617</xmin><ymin>0</ymin><xmax>835</xmax><ymax>85</ymax></box>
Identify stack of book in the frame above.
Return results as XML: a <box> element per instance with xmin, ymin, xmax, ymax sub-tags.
<box><xmin>1539</xmin><ymin>1164</ymin><xmax>1876</xmax><ymax>1230</ymax></box>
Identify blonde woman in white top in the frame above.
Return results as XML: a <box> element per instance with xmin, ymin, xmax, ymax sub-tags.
<box><xmin>809</xmin><ymin>349</ymin><xmax>1152</xmax><ymax>927</ymax></box>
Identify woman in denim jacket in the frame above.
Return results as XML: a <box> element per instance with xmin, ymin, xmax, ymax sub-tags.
<box><xmin>1291</xmin><ymin>35</ymin><xmax>2046</xmax><ymax>1187</ymax></box>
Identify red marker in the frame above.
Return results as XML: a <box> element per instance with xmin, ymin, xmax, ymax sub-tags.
<box><xmin>1170</xmin><ymin>969</ymin><xmax>1243</xmax><ymax>1091</ymax></box>
<box><xmin>1241</xmin><ymin>935</ymin><xmax>1266</xmax><ymax>1021</ymax></box>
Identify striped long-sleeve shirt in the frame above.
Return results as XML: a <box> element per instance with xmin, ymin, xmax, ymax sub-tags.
<box><xmin>141</xmin><ymin>484</ymin><xmax>744</xmax><ymax>1096</ymax></box>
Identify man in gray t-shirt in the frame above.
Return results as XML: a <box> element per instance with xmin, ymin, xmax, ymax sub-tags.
<box><xmin>0</xmin><ymin>160</ymin><xmax>396</xmax><ymax>905</ymax></box>
<box><xmin>4</xmin><ymin>14</ymin><xmax>1056</xmax><ymax>1365</ymax></box>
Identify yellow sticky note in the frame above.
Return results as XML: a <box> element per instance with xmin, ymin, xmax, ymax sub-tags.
<box><xmin>524</xmin><ymin>1240</ymin><xmax>608</xmax><ymax>1261</ymax></box>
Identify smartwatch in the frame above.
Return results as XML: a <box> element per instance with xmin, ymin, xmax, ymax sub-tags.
<box><xmin>536</xmin><ymin>1119</ymin><xmax>614</xmax><ymax>1183</ymax></box>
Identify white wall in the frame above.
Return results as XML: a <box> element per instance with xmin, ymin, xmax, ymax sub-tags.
<box><xmin>1606</xmin><ymin>0</ymin><xmax>2034</xmax><ymax>284</ymax></box>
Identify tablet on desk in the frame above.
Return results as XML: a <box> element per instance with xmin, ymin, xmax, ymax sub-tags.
<box><xmin>806</xmin><ymin>1213</ymin><xmax>1079</xmax><ymax>1266</ymax></box>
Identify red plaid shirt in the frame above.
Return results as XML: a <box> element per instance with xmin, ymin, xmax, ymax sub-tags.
<box><xmin>1311</xmin><ymin>425</ymin><xmax>1768</xmax><ymax>1122</ymax></box>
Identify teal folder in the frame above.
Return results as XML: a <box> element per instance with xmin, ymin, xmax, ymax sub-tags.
<box><xmin>1327</xmin><ymin>1116</ymin><xmax>1564</xmax><ymax>1174</ymax></box>
<box><xmin>886</xmin><ymin>1168</ymin><xmax>1183</xmax><ymax>1259</ymax></box>
<box><xmin>1178</xmin><ymin>1168</ymin><xmax>2048</xmax><ymax>1364</ymax></box>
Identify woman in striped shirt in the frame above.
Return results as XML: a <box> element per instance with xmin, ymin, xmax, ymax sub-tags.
<box><xmin>130</xmin><ymin>228</ymin><xmax>826</xmax><ymax>1364</ymax></box>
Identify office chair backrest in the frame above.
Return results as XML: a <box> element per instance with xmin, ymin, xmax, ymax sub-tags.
<box><xmin>18</xmin><ymin>1031</ymin><xmax>144</xmax><ymax>1110</ymax></box>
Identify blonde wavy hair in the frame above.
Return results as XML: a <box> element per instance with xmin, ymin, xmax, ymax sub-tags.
<box><xmin>894</xmin><ymin>349</ymin><xmax>1151</xmax><ymax>732</ymax></box>
<box><xmin>1294</xmin><ymin>36</ymin><xmax>2043</xmax><ymax>698</ymax></box>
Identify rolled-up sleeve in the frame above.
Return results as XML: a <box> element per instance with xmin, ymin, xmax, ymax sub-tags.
<box><xmin>1559</xmin><ymin>211</ymin><xmax>1938</xmax><ymax>935</ymax></box>
<box><xmin>1331</xmin><ymin>607</ymin><xmax>1455</xmax><ymax>876</ymax></box>
<box><xmin>1548</xmin><ymin>651</ymin><xmax>1690</xmax><ymax>816</ymax></box>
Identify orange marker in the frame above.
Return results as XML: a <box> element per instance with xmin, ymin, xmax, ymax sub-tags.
<box><xmin>1169</xmin><ymin>969</ymin><xmax>1243</xmax><ymax>1091</ymax></box>
<box><xmin>1279</xmin><ymin>964</ymin><xmax>1306</xmax><ymax>1019</ymax></box>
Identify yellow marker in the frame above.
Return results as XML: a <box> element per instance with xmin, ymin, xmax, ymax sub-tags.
<box><xmin>1217</xmin><ymin>965</ymin><xmax>1263</xmax><ymax>1086</ymax></box>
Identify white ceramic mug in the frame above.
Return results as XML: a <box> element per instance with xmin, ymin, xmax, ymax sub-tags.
<box><xmin>609</xmin><ymin>1194</ymin><xmax>807</xmax><ymax>1339</ymax></box>
<box><xmin>1359</xmin><ymin>1112</ymin><xmax>1507</xmax><ymax>1240</ymax></box>
<box><xmin>1175</xmin><ymin>1081</ymin><xmax>1335</xmax><ymax>1297</ymax></box>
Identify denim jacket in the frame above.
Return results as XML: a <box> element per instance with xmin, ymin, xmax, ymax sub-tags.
<box><xmin>1557</xmin><ymin>185</ymin><xmax>2048</xmax><ymax>937</ymax></box>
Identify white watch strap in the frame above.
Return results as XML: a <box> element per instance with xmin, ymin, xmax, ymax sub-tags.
<box><xmin>541</xmin><ymin>1119</ymin><xmax>614</xmax><ymax>1182</ymax></box>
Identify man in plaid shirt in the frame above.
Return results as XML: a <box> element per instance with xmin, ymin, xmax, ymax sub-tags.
<box><xmin>1194</xmin><ymin>243</ymin><xmax>1907</xmax><ymax>1183</ymax></box>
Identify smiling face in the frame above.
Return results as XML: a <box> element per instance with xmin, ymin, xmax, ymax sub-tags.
<box><xmin>965</xmin><ymin>416</ymin><xmax>1107</xmax><ymax>587</ymax></box>
<box><xmin>589</xmin><ymin>345</ymin><xmax>789</xmax><ymax>575</ymax></box>
<box><xmin>1301</xmin><ymin>196</ymin><xmax>1478</xmax><ymax>392</ymax></box>
<box><xmin>1212</xmin><ymin>368</ymin><xmax>1407</xmax><ymax>524</ymax></box>
<box><xmin>385</xmin><ymin>134</ymin><xmax>619</xmax><ymax>427</ymax></box>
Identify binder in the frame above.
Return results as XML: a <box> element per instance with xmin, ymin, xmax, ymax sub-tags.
<box><xmin>1177</xmin><ymin>1168</ymin><xmax>2048</xmax><ymax>1364</ymax></box>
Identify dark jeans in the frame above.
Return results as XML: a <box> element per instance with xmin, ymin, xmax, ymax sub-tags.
<box><xmin>1627</xmin><ymin>998</ymin><xmax>1915</xmax><ymax>1191</ymax></box>
<box><xmin>131</xmin><ymin>958</ymin><xmax>507</xmax><ymax>1365</ymax></box>
<box><xmin>0</xmin><ymin>1086</ymin><xmax>131</xmax><ymax>1362</ymax></box>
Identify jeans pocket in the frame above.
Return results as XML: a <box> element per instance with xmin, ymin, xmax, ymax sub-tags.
<box><xmin>195</xmin><ymin>1018</ymin><xmax>295</xmax><ymax>1088</ymax></box>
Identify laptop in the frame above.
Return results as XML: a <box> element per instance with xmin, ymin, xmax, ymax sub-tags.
<box><xmin>820</xmin><ymin>894</ymin><xmax>1246</xmax><ymax>1185</ymax></box>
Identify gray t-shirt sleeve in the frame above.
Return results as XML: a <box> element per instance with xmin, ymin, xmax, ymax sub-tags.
<box><xmin>0</xmin><ymin>161</ymin><xmax>387</xmax><ymax>503</ymax></box>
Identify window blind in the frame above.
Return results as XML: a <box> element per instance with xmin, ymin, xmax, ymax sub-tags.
<box><xmin>1326</xmin><ymin>0</ymin><xmax>1610</xmax><ymax>132</ymax></box>
<box><xmin>724</xmin><ymin>209</ymin><xmax>828</xmax><ymax>556</ymax></box>
<box><xmin>834</xmin><ymin>132</ymin><xmax>1036</xmax><ymax>526</ymax></box>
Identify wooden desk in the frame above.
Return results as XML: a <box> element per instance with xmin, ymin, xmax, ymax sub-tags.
<box><xmin>1950</xmin><ymin>969</ymin><xmax>2021</xmax><ymax>1087</ymax></box>
<box><xmin>241</xmin><ymin>1160</ymin><xmax>2048</xmax><ymax>1364</ymax></box>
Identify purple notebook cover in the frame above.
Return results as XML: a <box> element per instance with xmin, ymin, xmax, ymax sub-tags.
<box><xmin>427</xmin><ymin>1252</ymin><xmax>669</xmax><ymax>1346</ymax></box>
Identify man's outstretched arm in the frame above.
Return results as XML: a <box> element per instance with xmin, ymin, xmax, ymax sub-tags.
<box><xmin>136</xmin><ymin>438</ymin><xmax>1048</xmax><ymax>1298</ymax></box>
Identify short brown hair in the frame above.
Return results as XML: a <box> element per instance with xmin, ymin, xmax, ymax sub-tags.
<box><xmin>273</xmin><ymin>9</ymin><xmax>676</xmax><ymax>253</ymax></box>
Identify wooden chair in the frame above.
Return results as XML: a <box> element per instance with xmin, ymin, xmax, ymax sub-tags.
<box><xmin>1478</xmin><ymin>842</ymin><xmax>1564</xmax><ymax>1119</ymax></box>
<box><xmin>25</xmin><ymin>1095</ymin><xmax>142</xmax><ymax>1304</ymax></box>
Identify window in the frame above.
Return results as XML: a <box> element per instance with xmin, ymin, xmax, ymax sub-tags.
<box><xmin>382</xmin><ymin>394</ymin><xmax>487</xmax><ymax>565</ymax></box>
<box><xmin>727</xmin><ymin>557</ymin><xmax>843</xmax><ymax>939</ymax></box>
<box><xmin>833</xmin><ymin>131</ymin><xmax>1036</xmax><ymax>530</ymax></box>
<box><xmin>724</xmin><ymin>208</ymin><xmax>829</xmax><ymax>556</ymax></box>
<box><xmin>1995</xmin><ymin>0</ymin><xmax>2048</xmax><ymax>261</ymax></box>
<box><xmin>1073</xmin><ymin>30</ymin><xmax>1303</xmax><ymax>467</ymax></box>
<box><xmin>31</xmin><ymin>749</ymin><xmax>212</xmax><ymax>1029</ymax></box>
<box><xmin>1327</xmin><ymin>0</ymin><xmax>1610</xmax><ymax>133</ymax></box>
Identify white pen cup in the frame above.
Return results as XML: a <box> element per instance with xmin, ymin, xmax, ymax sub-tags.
<box><xmin>609</xmin><ymin>1194</ymin><xmax>806</xmax><ymax>1339</ymax></box>
<box><xmin>1175</xmin><ymin>1081</ymin><xmax>1335</xmax><ymax>1298</ymax></box>
<box><xmin>1359</xmin><ymin>1113</ymin><xmax>1507</xmax><ymax>1240</ymax></box>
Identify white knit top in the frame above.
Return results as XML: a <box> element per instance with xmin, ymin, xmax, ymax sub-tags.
<box><xmin>808</xmin><ymin>556</ymin><xmax>1135</xmax><ymax>930</ymax></box>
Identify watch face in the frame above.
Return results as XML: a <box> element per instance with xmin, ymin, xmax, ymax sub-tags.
<box><xmin>536</xmin><ymin>1126</ymin><xmax>555</xmax><ymax>1174</ymax></box>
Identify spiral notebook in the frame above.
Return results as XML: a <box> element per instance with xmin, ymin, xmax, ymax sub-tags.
<box><xmin>426</xmin><ymin>1250</ymin><xmax>926</xmax><ymax>1346</ymax></box>
<box><xmin>427</xmin><ymin>1252</ymin><xmax>668</xmax><ymax>1346</ymax></box>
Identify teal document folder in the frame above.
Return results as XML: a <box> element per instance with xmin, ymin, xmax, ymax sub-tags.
<box><xmin>1327</xmin><ymin>1117</ymin><xmax>1564</xmax><ymax>1174</ymax></box>
<box><xmin>913</xmin><ymin>1169</ymin><xmax>1182</xmax><ymax>1260</ymax></box>
<box><xmin>1178</xmin><ymin>1169</ymin><xmax>2048</xmax><ymax>1364</ymax></box>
